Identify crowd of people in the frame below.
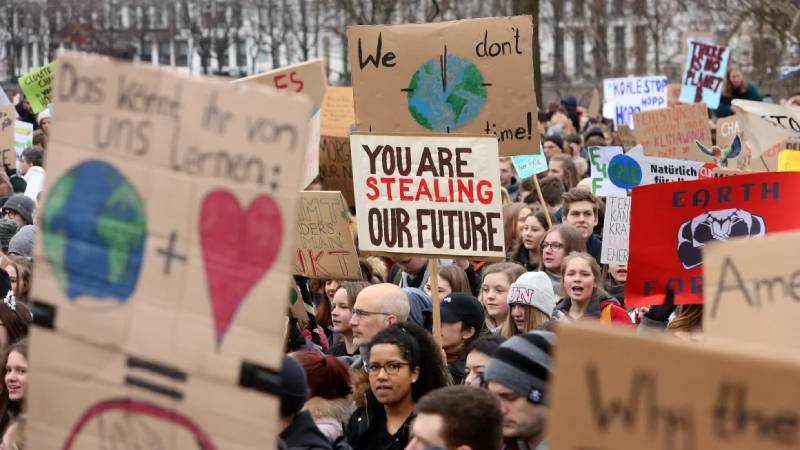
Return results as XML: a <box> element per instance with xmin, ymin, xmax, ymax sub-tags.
<box><xmin>271</xmin><ymin>64</ymin><xmax>787</xmax><ymax>450</ymax></box>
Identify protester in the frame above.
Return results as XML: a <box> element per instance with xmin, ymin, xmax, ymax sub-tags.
<box><xmin>537</xmin><ymin>224</ymin><xmax>586</xmax><ymax>295</ymax></box>
<box><xmin>328</xmin><ymin>281</ymin><xmax>370</xmax><ymax>358</ymax></box>
<box><xmin>278</xmin><ymin>354</ymin><xmax>334</xmax><ymax>450</ymax></box>
<box><xmin>390</xmin><ymin>257</ymin><xmax>431</xmax><ymax>289</ymax></box>
<box><xmin>503</xmin><ymin>203</ymin><xmax>531</xmax><ymax>259</ymax></box>
<box><xmin>605</xmin><ymin>264</ymin><xmax>628</xmax><ymax>307</ymax></box>
<box><xmin>463</xmin><ymin>335</ymin><xmax>506</xmax><ymax>387</ymax></box>
<box><xmin>553</xmin><ymin>252</ymin><xmax>632</xmax><ymax>326</ymax></box>
<box><xmin>8</xmin><ymin>227</ymin><xmax>36</xmax><ymax>261</ymax></box>
<box><xmin>484</xmin><ymin>331</ymin><xmax>556</xmax><ymax>450</ymax></box>
<box><xmin>1</xmin><ymin>196</ymin><xmax>35</xmax><ymax>229</ymax></box>
<box><xmin>440</xmin><ymin>293</ymin><xmax>485</xmax><ymax>384</ymax></box>
<box><xmin>0</xmin><ymin>220</ymin><xmax>17</xmax><ymax>267</ymax></box>
<box><xmin>503</xmin><ymin>272</ymin><xmax>556</xmax><ymax>337</ymax></box>
<box><xmin>525</xmin><ymin>176</ymin><xmax>564</xmax><ymax>214</ymax></box>
<box><xmin>716</xmin><ymin>63</ymin><xmax>763</xmax><ymax>118</ymax></box>
<box><xmin>32</xmin><ymin>129</ymin><xmax>47</xmax><ymax>150</ymax></box>
<box><xmin>423</xmin><ymin>264</ymin><xmax>470</xmax><ymax>299</ymax></box>
<box><xmin>13</xmin><ymin>97</ymin><xmax>35</xmax><ymax>129</ymax></box>
<box><xmin>515</xmin><ymin>211</ymin><xmax>552</xmax><ymax>271</ymax></box>
<box><xmin>498</xmin><ymin>157</ymin><xmax>520</xmax><ymax>202</ymax></box>
<box><xmin>21</xmin><ymin>147</ymin><xmax>47</xmax><ymax>201</ymax></box>
<box><xmin>347</xmin><ymin>283</ymin><xmax>410</xmax><ymax>370</ymax></box>
<box><xmin>405</xmin><ymin>385</ymin><xmax>503</xmax><ymax>450</ymax></box>
<box><xmin>317</xmin><ymin>280</ymin><xmax>340</xmax><ymax>342</ymax></box>
<box><xmin>0</xmin><ymin>275</ymin><xmax>31</xmax><ymax>349</ymax></box>
<box><xmin>292</xmin><ymin>351</ymin><xmax>354</xmax><ymax>444</ymax></box>
<box><xmin>561</xmin><ymin>188</ymin><xmax>602</xmax><ymax>261</ymax></box>
<box><xmin>667</xmin><ymin>305</ymin><xmax>703</xmax><ymax>341</ymax></box>
<box><xmin>346</xmin><ymin>323</ymin><xmax>449</xmax><ymax>450</ymax></box>
<box><xmin>479</xmin><ymin>263</ymin><xmax>525</xmax><ymax>335</ymax></box>
<box><xmin>547</xmin><ymin>154</ymin><xmax>579</xmax><ymax>191</ymax></box>
<box><xmin>4</xmin><ymin>339</ymin><xmax>28</xmax><ymax>421</ymax></box>
<box><xmin>403</xmin><ymin>288</ymin><xmax>432</xmax><ymax>332</ymax></box>
<box><xmin>1</xmin><ymin>415</ymin><xmax>24</xmax><ymax>450</ymax></box>
<box><xmin>542</xmin><ymin>134</ymin><xmax>564</xmax><ymax>158</ymax></box>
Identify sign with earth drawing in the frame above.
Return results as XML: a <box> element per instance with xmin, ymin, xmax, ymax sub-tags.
<box><xmin>348</xmin><ymin>15</ymin><xmax>539</xmax><ymax>157</ymax></box>
<box><xmin>27</xmin><ymin>50</ymin><xmax>311</xmax><ymax>449</ymax></box>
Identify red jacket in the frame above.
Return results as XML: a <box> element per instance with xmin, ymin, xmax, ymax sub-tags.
<box><xmin>555</xmin><ymin>289</ymin><xmax>634</xmax><ymax>327</ymax></box>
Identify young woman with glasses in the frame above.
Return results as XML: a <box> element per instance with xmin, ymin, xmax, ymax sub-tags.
<box><xmin>537</xmin><ymin>224</ymin><xmax>586</xmax><ymax>296</ymax></box>
<box><xmin>346</xmin><ymin>322</ymin><xmax>449</xmax><ymax>450</ymax></box>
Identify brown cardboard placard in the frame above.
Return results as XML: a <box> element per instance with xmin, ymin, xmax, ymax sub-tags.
<box><xmin>667</xmin><ymin>83</ymin><xmax>682</xmax><ymax>108</ymax></box>
<box><xmin>633</xmin><ymin>102</ymin><xmax>713</xmax><ymax>161</ymax></box>
<box><xmin>0</xmin><ymin>105</ymin><xmax>14</xmax><ymax>171</ymax></box>
<box><xmin>680</xmin><ymin>31</ymin><xmax>715</xmax><ymax>56</ymax></box>
<box><xmin>319</xmin><ymin>135</ymin><xmax>355</xmax><ymax>208</ymax></box>
<box><xmin>587</xmin><ymin>88</ymin><xmax>600</xmax><ymax>119</ymax></box>
<box><xmin>703</xmin><ymin>231</ymin><xmax>800</xmax><ymax>349</ymax></box>
<box><xmin>28</xmin><ymin>50</ymin><xmax>311</xmax><ymax>449</ymax></box>
<box><xmin>616</xmin><ymin>125</ymin><xmax>637</xmax><ymax>151</ymax></box>
<box><xmin>550</xmin><ymin>323</ymin><xmax>800</xmax><ymax>450</ymax></box>
<box><xmin>294</xmin><ymin>191</ymin><xmax>361</xmax><ymax>280</ymax></box>
<box><xmin>320</xmin><ymin>86</ymin><xmax>355</xmax><ymax>137</ymax></box>
<box><xmin>715</xmin><ymin>115</ymin><xmax>739</xmax><ymax>148</ymax></box>
<box><xmin>348</xmin><ymin>15</ymin><xmax>539</xmax><ymax>157</ymax></box>
<box><xmin>350</xmin><ymin>132</ymin><xmax>505</xmax><ymax>258</ymax></box>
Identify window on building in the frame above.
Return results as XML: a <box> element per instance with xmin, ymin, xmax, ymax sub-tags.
<box><xmin>175</xmin><ymin>3</ymin><xmax>185</xmax><ymax>29</ymax></box>
<box><xmin>573</xmin><ymin>0</ymin><xmax>585</xmax><ymax>18</ymax></box>
<box><xmin>614</xmin><ymin>25</ymin><xmax>626</xmax><ymax>75</ymax></box>
<box><xmin>236</xmin><ymin>39</ymin><xmax>247</xmax><ymax>68</ymax></box>
<box><xmin>141</xmin><ymin>40</ymin><xmax>152</xmax><ymax>63</ymax></box>
<box><xmin>574</xmin><ymin>30</ymin><xmax>585</xmax><ymax>78</ymax></box>
<box><xmin>613</xmin><ymin>0</ymin><xmax>625</xmax><ymax>13</ymax></box>
<box><xmin>555</xmin><ymin>27</ymin><xmax>565</xmax><ymax>79</ymax></box>
<box><xmin>159</xmin><ymin>41</ymin><xmax>171</xmax><ymax>65</ymax></box>
<box><xmin>634</xmin><ymin>25</ymin><xmax>647</xmax><ymax>74</ymax></box>
<box><xmin>633</xmin><ymin>0</ymin><xmax>646</xmax><ymax>15</ymax></box>
<box><xmin>176</xmin><ymin>40</ymin><xmax>189</xmax><ymax>67</ymax></box>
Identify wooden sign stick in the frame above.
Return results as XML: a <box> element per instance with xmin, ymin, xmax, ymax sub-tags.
<box><xmin>533</xmin><ymin>175</ymin><xmax>553</xmax><ymax>227</ymax></box>
<box><xmin>429</xmin><ymin>258</ymin><xmax>442</xmax><ymax>347</ymax></box>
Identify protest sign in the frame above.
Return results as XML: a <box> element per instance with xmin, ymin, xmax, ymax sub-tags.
<box><xmin>592</xmin><ymin>145</ymin><xmax>716</xmax><ymax>192</ymax></box>
<box><xmin>235</xmin><ymin>59</ymin><xmax>327</xmax><ymax>188</ymax></box>
<box><xmin>588</xmin><ymin>146</ymin><xmax>626</xmax><ymax>197</ymax></box>
<box><xmin>319</xmin><ymin>87</ymin><xmax>356</xmax><ymax>207</ymax></box>
<box><xmin>626</xmin><ymin>172</ymin><xmax>800</xmax><ymax>307</ymax></box>
<box><xmin>348</xmin><ymin>16</ymin><xmax>539</xmax><ymax>156</ymax></box>
<box><xmin>616</xmin><ymin>124</ymin><xmax>637</xmax><ymax>150</ymax></box>
<box><xmin>550</xmin><ymin>322</ymin><xmax>800</xmax><ymax>450</ymax></box>
<box><xmin>18</xmin><ymin>61</ymin><xmax>55</xmax><ymax>114</ymax></box>
<box><xmin>14</xmin><ymin>120</ymin><xmax>32</xmax><ymax>170</ymax></box>
<box><xmin>704</xmin><ymin>231</ymin><xmax>800</xmax><ymax>350</ymax></box>
<box><xmin>27</xmin><ymin>50</ymin><xmax>311</xmax><ymax>449</ymax></box>
<box><xmin>667</xmin><ymin>83</ymin><xmax>682</xmax><ymax>107</ymax></box>
<box><xmin>511</xmin><ymin>152</ymin><xmax>547</xmax><ymax>179</ymax></box>
<box><xmin>587</xmin><ymin>88</ymin><xmax>600</xmax><ymax>119</ymax></box>
<box><xmin>679</xmin><ymin>40</ymin><xmax>730</xmax><ymax>109</ymax></box>
<box><xmin>0</xmin><ymin>105</ymin><xmax>14</xmax><ymax>171</ymax></box>
<box><xmin>602</xmin><ymin>76</ymin><xmax>668</xmax><ymax>128</ymax></box>
<box><xmin>715</xmin><ymin>115</ymin><xmax>739</xmax><ymax>148</ymax></box>
<box><xmin>633</xmin><ymin>102</ymin><xmax>713</xmax><ymax>160</ymax></box>
<box><xmin>679</xmin><ymin>31</ymin><xmax>715</xmax><ymax>56</ymax></box>
<box><xmin>778</xmin><ymin>150</ymin><xmax>800</xmax><ymax>171</ymax></box>
<box><xmin>732</xmin><ymin>99</ymin><xmax>800</xmax><ymax>155</ymax></box>
<box><xmin>600</xmin><ymin>196</ymin><xmax>630</xmax><ymax>265</ymax></box>
<box><xmin>350</xmin><ymin>133</ymin><xmax>504</xmax><ymax>259</ymax></box>
<box><xmin>0</xmin><ymin>85</ymin><xmax>11</xmax><ymax>105</ymax></box>
<box><xmin>294</xmin><ymin>191</ymin><xmax>361</xmax><ymax>280</ymax></box>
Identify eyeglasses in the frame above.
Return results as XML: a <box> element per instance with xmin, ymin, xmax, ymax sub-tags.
<box><xmin>352</xmin><ymin>308</ymin><xmax>392</xmax><ymax>318</ymax></box>
<box><xmin>367</xmin><ymin>361</ymin><xmax>410</xmax><ymax>375</ymax></box>
<box><xmin>1</xmin><ymin>210</ymin><xmax>17</xmax><ymax>218</ymax></box>
<box><xmin>541</xmin><ymin>241</ymin><xmax>565</xmax><ymax>250</ymax></box>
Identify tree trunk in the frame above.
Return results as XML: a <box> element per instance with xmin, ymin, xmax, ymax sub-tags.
<box><xmin>513</xmin><ymin>0</ymin><xmax>542</xmax><ymax>109</ymax></box>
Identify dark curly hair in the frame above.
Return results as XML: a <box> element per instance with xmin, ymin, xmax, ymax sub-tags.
<box><xmin>369</xmin><ymin>322</ymin><xmax>450</xmax><ymax>401</ymax></box>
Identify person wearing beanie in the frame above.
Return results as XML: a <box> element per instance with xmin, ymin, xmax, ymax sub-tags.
<box><xmin>502</xmin><ymin>272</ymin><xmax>557</xmax><ymax>338</ymax></box>
<box><xmin>279</xmin><ymin>355</ymin><xmax>333</xmax><ymax>450</ymax></box>
<box><xmin>485</xmin><ymin>331</ymin><xmax>556</xmax><ymax>450</ymax></box>
<box><xmin>8</xmin><ymin>225</ymin><xmax>36</xmax><ymax>259</ymax></box>
<box><xmin>542</xmin><ymin>134</ymin><xmax>564</xmax><ymax>159</ymax></box>
<box><xmin>1</xmin><ymin>195</ymin><xmax>35</xmax><ymax>228</ymax></box>
<box><xmin>36</xmin><ymin>109</ymin><xmax>52</xmax><ymax>136</ymax></box>
<box><xmin>439</xmin><ymin>292</ymin><xmax>485</xmax><ymax>384</ymax></box>
<box><xmin>403</xmin><ymin>287</ymin><xmax>432</xmax><ymax>332</ymax></box>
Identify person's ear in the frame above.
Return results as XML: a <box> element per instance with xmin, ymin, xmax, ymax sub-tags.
<box><xmin>386</xmin><ymin>314</ymin><xmax>398</xmax><ymax>325</ymax></box>
<box><xmin>411</xmin><ymin>366</ymin><xmax>420</xmax><ymax>383</ymax></box>
<box><xmin>461</xmin><ymin>326</ymin><xmax>476</xmax><ymax>342</ymax></box>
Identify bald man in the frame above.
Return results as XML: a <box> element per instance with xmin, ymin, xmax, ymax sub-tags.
<box><xmin>346</xmin><ymin>283</ymin><xmax>410</xmax><ymax>371</ymax></box>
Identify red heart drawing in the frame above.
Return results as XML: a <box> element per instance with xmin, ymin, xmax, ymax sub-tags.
<box><xmin>200</xmin><ymin>191</ymin><xmax>282</xmax><ymax>346</ymax></box>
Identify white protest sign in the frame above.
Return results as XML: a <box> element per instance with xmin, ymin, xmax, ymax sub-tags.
<box><xmin>732</xmin><ymin>99</ymin><xmax>800</xmax><ymax>155</ymax></box>
<box><xmin>588</xmin><ymin>146</ymin><xmax>626</xmax><ymax>197</ymax></box>
<box><xmin>511</xmin><ymin>153</ymin><xmax>547</xmax><ymax>179</ymax></box>
<box><xmin>602</xmin><ymin>76</ymin><xmax>668</xmax><ymax>129</ymax></box>
<box><xmin>596</xmin><ymin>145</ymin><xmax>717</xmax><ymax>191</ymax></box>
<box><xmin>14</xmin><ymin>120</ymin><xmax>32</xmax><ymax>171</ymax></box>
<box><xmin>350</xmin><ymin>133</ymin><xmax>504</xmax><ymax>259</ymax></box>
<box><xmin>600</xmin><ymin>196</ymin><xmax>631</xmax><ymax>265</ymax></box>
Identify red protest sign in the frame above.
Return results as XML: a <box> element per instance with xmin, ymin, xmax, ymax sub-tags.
<box><xmin>626</xmin><ymin>172</ymin><xmax>800</xmax><ymax>307</ymax></box>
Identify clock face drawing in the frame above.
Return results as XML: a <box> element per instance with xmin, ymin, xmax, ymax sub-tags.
<box><xmin>403</xmin><ymin>46</ymin><xmax>490</xmax><ymax>132</ymax></box>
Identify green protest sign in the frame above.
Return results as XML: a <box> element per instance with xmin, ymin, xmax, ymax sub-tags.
<box><xmin>18</xmin><ymin>62</ymin><xmax>55</xmax><ymax>114</ymax></box>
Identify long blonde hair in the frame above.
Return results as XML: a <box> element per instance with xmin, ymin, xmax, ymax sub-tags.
<box><xmin>502</xmin><ymin>306</ymin><xmax>550</xmax><ymax>337</ymax></box>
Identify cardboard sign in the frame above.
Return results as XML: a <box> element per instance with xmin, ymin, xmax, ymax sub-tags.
<box><xmin>587</xmin><ymin>88</ymin><xmax>600</xmax><ymax>119</ymax></box>
<box><xmin>715</xmin><ymin>115</ymin><xmax>739</xmax><ymax>148</ymax></box>
<box><xmin>704</xmin><ymin>231</ymin><xmax>800</xmax><ymax>350</ymax></box>
<box><xmin>633</xmin><ymin>102</ymin><xmax>713</xmax><ymax>160</ymax></box>
<box><xmin>679</xmin><ymin>40</ymin><xmax>730</xmax><ymax>109</ymax></box>
<box><xmin>602</xmin><ymin>76</ymin><xmax>668</xmax><ymax>128</ymax></box>
<box><xmin>679</xmin><ymin>31</ymin><xmax>715</xmax><ymax>55</ymax></box>
<box><xmin>550</xmin><ymin>322</ymin><xmax>800</xmax><ymax>450</ymax></box>
<box><xmin>14</xmin><ymin>120</ymin><xmax>32</xmax><ymax>171</ymax></box>
<box><xmin>294</xmin><ymin>191</ymin><xmax>361</xmax><ymax>280</ymax></box>
<box><xmin>28</xmin><ymin>51</ymin><xmax>311</xmax><ymax>449</ymax></box>
<box><xmin>778</xmin><ymin>150</ymin><xmax>800</xmax><ymax>171</ymax></box>
<box><xmin>600</xmin><ymin>196</ymin><xmax>630</xmax><ymax>265</ymax></box>
<box><xmin>319</xmin><ymin>135</ymin><xmax>354</xmax><ymax>208</ymax></box>
<box><xmin>616</xmin><ymin>124</ymin><xmax>637</xmax><ymax>150</ymax></box>
<box><xmin>235</xmin><ymin>59</ymin><xmax>327</xmax><ymax>188</ymax></box>
<box><xmin>350</xmin><ymin>133</ymin><xmax>504</xmax><ymax>258</ymax></box>
<box><xmin>320</xmin><ymin>86</ymin><xmax>355</xmax><ymax>137</ymax></box>
<box><xmin>626</xmin><ymin>172</ymin><xmax>800</xmax><ymax>307</ymax></box>
<box><xmin>348</xmin><ymin>16</ymin><xmax>539</xmax><ymax>157</ymax></box>
<box><xmin>18</xmin><ymin>61</ymin><xmax>55</xmax><ymax>114</ymax></box>
<box><xmin>732</xmin><ymin>99</ymin><xmax>800</xmax><ymax>155</ymax></box>
<box><xmin>0</xmin><ymin>105</ymin><xmax>14</xmax><ymax>171</ymax></box>
<box><xmin>588</xmin><ymin>146</ymin><xmax>626</xmax><ymax>197</ymax></box>
<box><xmin>666</xmin><ymin>83</ymin><xmax>682</xmax><ymax>108</ymax></box>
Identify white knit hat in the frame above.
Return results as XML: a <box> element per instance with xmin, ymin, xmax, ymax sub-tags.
<box><xmin>507</xmin><ymin>272</ymin><xmax>557</xmax><ymax>318</ymax></box>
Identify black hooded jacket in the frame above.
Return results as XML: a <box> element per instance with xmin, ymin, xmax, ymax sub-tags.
<box><xmin>280</xmin><ymin>411</ymin><xmax>334</xmax><ymax>450</ymax></box>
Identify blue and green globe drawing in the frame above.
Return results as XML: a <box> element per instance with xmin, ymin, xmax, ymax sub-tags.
<box><xmin>42</xmin><ymin>160</ymin><xmax>147</xmax><ymax>302</ymax></box>
<box><xmin>406</xmin><ymin>54</ymin><xmax>487</xmax><ymax>131</ymax></box>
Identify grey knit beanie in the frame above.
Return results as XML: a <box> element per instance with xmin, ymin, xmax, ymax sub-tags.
<box><xmin>508</xmin><ymin>272</ymin><xmax>557</xmax><ymax>319</ymax></box>
<box><xmin>484</xmin><ymin>331</ymin><xmax>556</xmax><ymax>405</ymax></box>
<box><xmin>9</xmin><ymin>225</ymin><xmax>37</xmax><ymax>258</ymax></box>
<box><xmin>0</xmin><ymin>219</ymin><xmax>18</xmax><ymax>253</ymax></box>
<box><xmin>2</xmin><ymin>194</ymin><xmax>35</xmax><ymax>225</ymax></box>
